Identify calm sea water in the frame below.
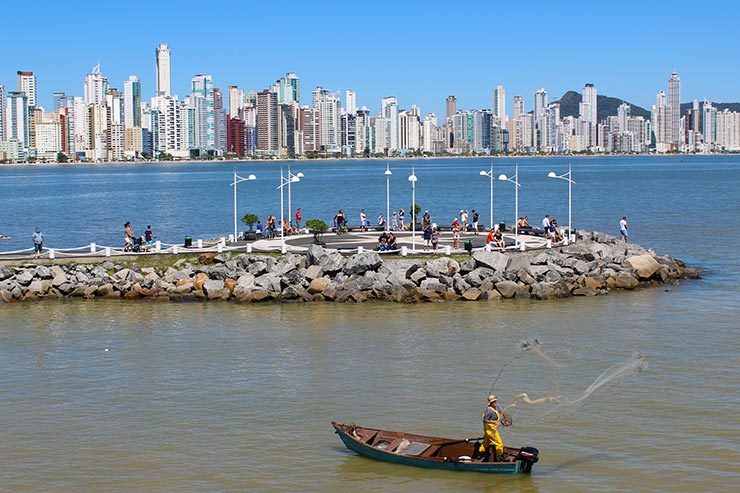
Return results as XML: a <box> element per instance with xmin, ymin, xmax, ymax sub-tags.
<box><xmin>0</xmin><ymin>156</ymin><xmax>739</xmax><ymax>492</ymax></box>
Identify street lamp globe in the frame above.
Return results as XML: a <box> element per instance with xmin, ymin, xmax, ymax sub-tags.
<box><xmin>385</xmin><ymin>169</ymin><xmax>392</xmax><ymax>176</ymax></box>
<box><xmin>480</xmin><ymin>170</ymin><xmax>488</xmax><ymax>176</ymax></box>
<box><xmin>547</xmin><ymin>171</ymin><xmax>557</xmax><ymax>178</ymax></box>
<box><xmin>295</xmin><ymin>172</ymin><xmax>304</xmax><ymax>179</ymax></box>
<box><xmin>408</xmin><ymin>175</ymin><xmax>417</xmax><ymax>182</ymax></box>
<box><xmin>498</xmin><ymin>174</ymin><xmax>508</xmax><ymax>181</ymax></box>
<box><xmin>247</xmin><ymin>174</ymin><xmax>256</xmax><ymax>181</ymax></box>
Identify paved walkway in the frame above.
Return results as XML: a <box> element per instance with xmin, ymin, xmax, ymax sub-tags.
<box><xmin>252</xmin><ymin>230</ymin><xmax>549</xmax><ymax>254</ymax></box>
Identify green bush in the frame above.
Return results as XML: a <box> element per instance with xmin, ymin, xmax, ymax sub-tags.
<box><xmin>241</xmin><ymin>213</ymin><xmax>259</xmax><ymax>231</ymax></box>
<box><xmin>305</xmin><ymin>219</ymin><xmax>328</xmax><ymax>232</ymax></box>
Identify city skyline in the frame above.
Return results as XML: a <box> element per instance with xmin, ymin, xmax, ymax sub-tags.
<box><xmin>1</xmin><ymin>0</ymin><xmax>738</xmax><ymax>117</ymax></box>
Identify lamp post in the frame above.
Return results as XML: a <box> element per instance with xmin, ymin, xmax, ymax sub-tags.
<box><xmin>286</xmin><ymin>164</ymin><xmax>304</xmax><ymax>228</ymax></box>
<box><xmin>408</xmin><ymin>167</ymin><xmax>417</xmax><ymax>251</ymax></box>
<box><xmin>231</xmin><ymin>169</ymin><xmax>256</xmax><ymax>242</ymax></box>
<box><xmin>385</xmin><ymin>164</ymin><xmax>392</xmax><ymax>232</ymax></box>
<box><xmin>498</xmin><ymin>164</ymin><xmax>521</xmax><ymax>247</ymax></box>
<box><xmin>548</xmin><ymin>163</ymin><xmax>575</xmax><ymax>242</ymax></box>
<box><xmin>278</xmin><ymin>167</ymin><xmax>301</xmax><ymax>252</ymax></box>
<box><xmin>479</xmin><ymin>163</ymin><xmax>495</xmax><ymax>230</ymax></box>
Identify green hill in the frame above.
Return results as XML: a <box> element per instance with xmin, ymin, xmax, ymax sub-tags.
<box><xmin>555</xmin><ymin>91</ymin><xmax>651</xmax><ymax>121</ymax></box>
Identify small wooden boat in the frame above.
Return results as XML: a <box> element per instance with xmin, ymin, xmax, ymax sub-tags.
<box><xmin>332</xmin><ymin>422</ymin><xmax>539</xmax><ymax>474</ymax></box>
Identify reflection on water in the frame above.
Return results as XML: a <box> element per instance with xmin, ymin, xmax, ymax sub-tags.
<box><xmin>0</xmin><ymin>277</ymin><xmax>738</xmax><ymax>492</ymax></box>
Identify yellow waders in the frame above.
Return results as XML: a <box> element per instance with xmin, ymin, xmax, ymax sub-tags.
<box><xmin>479</xmin><ymin>408</ymin><xmax>504</xmax><ymax>456</ymax></box>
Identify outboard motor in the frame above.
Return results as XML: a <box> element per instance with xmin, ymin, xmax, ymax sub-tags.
<box><xmin>517</xmin><ymin>446</ymin><xmax>540</xmax><ymax>473</ymax></box>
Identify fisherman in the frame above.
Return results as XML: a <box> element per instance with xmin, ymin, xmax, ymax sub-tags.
<box><xmin>479</xmin><ymin>394</ymin><xmax>505</xmax><ymax>461</ymax></box>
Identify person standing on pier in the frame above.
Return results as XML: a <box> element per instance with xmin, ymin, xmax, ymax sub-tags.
<box><xmin>398</xmin><ymin>208</ymin><xmax>405</xmax><ymax>230</ymax></box>
<box><xmin>32</xmin><ymin>227</ymin><xmax>44</xmax><ymax>258</ymax></box>
<box><xmin>295</xmin><ymin>208</ymin><xmax>302</xmax><ymax>229</ymax></box>
<box><xmin>360</xmin><ymin>209</ymin><xmax>367</xmax><ymax>232</ymax></box>
<box><xmin>620</xmin><ymin>216</ymin><xmax>629</xmax><ymax>243</ymax></box>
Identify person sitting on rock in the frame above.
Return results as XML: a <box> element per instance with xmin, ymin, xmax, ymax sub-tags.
<box><xmin>387</xmin><ymin>233</ymin><xmax>398</xmax><ymax>250</ymax></box>
<box><xmin>486</xmin><ymin>228</ymin><xmax>495</xmax><ymax>245</ymax></box>
<box><xmin>551</xmin><ymin>226</ymin><xmax>563</xmax><ymax>244</ymax></box>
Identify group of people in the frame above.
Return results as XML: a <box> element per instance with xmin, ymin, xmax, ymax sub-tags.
<box><xmin>123</xmin><ymin>222</ymin><xmax>156</xmax><ymax>252</ymax></box>
<box><xmin>541</xmin><ymin>214</ymin><xmax>564</xmax><ymax>243</ymax></box>
<box><xmin>376</xmin><ymin>231</ymin><xmax>399</xmax><ymax>251</ymax></box>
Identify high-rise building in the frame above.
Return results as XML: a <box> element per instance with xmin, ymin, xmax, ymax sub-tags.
<box><xmin>276</xmin><ymin>72</ymin><xmax>300</xmax><ymax>105</ymax></box>
<box><xmin>17</xmin><ymin>71</ymin><xmax>37</xmax><ymax>107</ymax></box>
<box><xmin>214</xmin><ymin>87</ymin><xmax>227</xmax><ymax>151</ymax></box>
<box><xmin>156</xmin><ymin>44</ymin><xmax>171</xmax><ymax>96</ymax></box>
<box><xmin>84</xmin><ymin>64</ymin><xmax>108</xmax><ymax>105</ymax></box>
<box><xmin>513</xmin><ymin>96</ymin><xmax>523</xmax><ymax>119</ymax></box>
<box><xmin>5</xmin><ymin>91</ymin><xmax>29</xmax><ymax>146</ymax></box>
<box><xmin>493</xmin><ymin>85</ymin><xmax>506</xmax><ymax>125</ymax></box>
<box><xmin>534</xmin><ymin>88</ymin><xmax>548</xmax><ymax>119</ymax></box>
<box><xmin>668</xmin><ymin>71</ymin><xmax>681</xmax><ymax>146</ymax></box>
<box><xmin>256</xmin><ymin>90</ymin><xmax>279</xmax><ymax>153</ymax></box>
<box><xmin>345</xmin><ymin>90</ymin><xmax>356</xmax><ymax>115</ymax></box>
<box><xmin>190</xmin><ymin>74</ymin><xmax>215</xmax><ymax>150</ymax></box>
<box><xmin>123</xmin><ymin>76</ymin><xmax>142</xmax><ymax>129</ymax></box>
<box><xmin>53</xmin><ymin>92</ymin><xmax>68</xmax><ymax>112</ymax></box>
<box><xmin>228</xmin><ymin>85</ymin><xmax>243</xmax><ymax>118</ymax></box>
<box><xmin>581</xmin><ymin>83</ymin><xmax>598</xmax><ymax>147</ymax></box>
<box><xmin>0</xmin><ymin>85</ymin><xmax>5</xmax><ymax>142</ymax></box>
<box><xmin>380</xmin><ymin>96</ymin><xmax>399</xmax><ymax>151</ymax></box>
<box><xmin>313</xmin><ymin>87</ymin><xmax>341</xmax><ymax>152</ymax></box>
<box><xmin>445</xmin><ymin>96</ymin><xmax>457</xmax><ymax>121</ymax></box>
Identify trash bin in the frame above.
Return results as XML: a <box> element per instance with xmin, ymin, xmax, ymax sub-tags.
<box><xmin>499</xmin><ymin>221</ymin><xmax>507</xmax><ymax>232</ymax></box>
<box><xmin>464</xmin><ymin>240</ymin><xmax>473</xmax><ymax>255</ymax></box>
<box><xmin>184</xmin><ymin>236</ymin><xmax>192</xmax><ymax>248</ymax></box>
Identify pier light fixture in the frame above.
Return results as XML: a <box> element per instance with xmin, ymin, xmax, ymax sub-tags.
<box><xmin>385</xmin><ymin>164</ymin><xmax>392</xmax><ymax>232</ymax></box>
<box><xmin>278</xmin><ymin>168</ymin><xmax>301</xmax><ymax>252</ymax></box>
<box><xmin>408</xmin><ymin>168</ymin><xmax>418</xmax><ymax>251</ymax></box>
<box><xmin>287</xmin><ymin>165</ymin><xmax>304</xmax><ymax>228</ymax></box>
<box><xmin>231</xmin><ymin>169</ymin><xmax>256</xmax><ymax>242</ymax></box>
<box><xmin>547</xmin><ymin>164</ymin><xmax>575</xmax><ymax>243</ymax></box>
<box><xmin>498</xmin><ymin>164</ymin><xmax>521</xmax><ymax>247</ymax></box>
<box><xmin>480</xmin><ymin>163</ymin><xmax>495</xmax><ymax>230</ymax></box>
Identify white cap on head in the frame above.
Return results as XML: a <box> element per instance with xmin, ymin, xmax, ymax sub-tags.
<box><xmin>487</xmin><ymin>394</ymin><xmax>498</xmax><ymax>404</ymax></box>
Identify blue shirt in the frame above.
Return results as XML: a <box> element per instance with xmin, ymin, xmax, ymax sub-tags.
<box><xmin>32</xmin><ymin>231</ymin><xmax>44</xmax><ymax>244</ymax></box>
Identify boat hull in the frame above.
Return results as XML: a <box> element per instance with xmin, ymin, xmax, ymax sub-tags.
<box><xmin>333</xmin><ymin>423</ymin><xmax>526</xmax><ymax>474</ymax></box>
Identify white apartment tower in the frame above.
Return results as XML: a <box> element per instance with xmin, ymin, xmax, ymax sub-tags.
<box><xmin>5</xmin><ymin>91</ymin><xmax>29</xmax><ymax>145</ymax></box>
<box><xmin>345</xmin><ymin>90</ymin><xmax>357</xmax><ymax>116</ymax></box>
<box><xmin>668</xmin><ymin>71</ymin><xmax>681</xmax><ymax>146</ymax></box>
<box><xmin>0</xmin><ymin>85</ymin><xmax>5</xmax><ymax>142</ymax></box>
<box><xmin>493</xmin><ymin>85</ymin><xmax>506</xmax><ymax>125</ymax></box>
<box><xmin>581</xmin><ymin>83</ymin><xmax>598</xmax><ymax>147</ymax></box>
<box><xmin>513</xmin><ymin>95</ymin><xmax>523</xmax><ymax>119</ymax></box>
<box><xmin>156</xmin><ymin>44</ymin><xmax>171</xmax><ymax>96</ymax></box>
<box><xmin>380</xmin><ymin>96</ymin><xmax>399</xmax><ymax>151</ymax></box>
<box><xmin>17</xmin><ymin>71</ymin><xmax>37</xmax><ymax>107</ymax></box>
<box><xmin>123</xmin><ymin>76</ymin><xmax>142</xmax><ymax>128</ymax></box>
<box><xmin>84</xmin><ymin>64</ymin><xmax>108</xmax><ymax>105</ymax></box>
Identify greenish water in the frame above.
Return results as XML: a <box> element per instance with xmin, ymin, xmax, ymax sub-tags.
<box><xmin>0</xmin><ymin>282</ymin><xmax>737</xmax><ymax>492</ymax></box>
<box><xmin>1</xmin><ymin>156</ymin><xmax>739</xmax><ymax>491</ymax></box>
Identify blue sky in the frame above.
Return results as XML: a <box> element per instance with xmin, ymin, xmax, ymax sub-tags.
<box><xmin>2</xmin><ymin>0</ymin><xmax>738</xmax><ymax>116</ymax></box>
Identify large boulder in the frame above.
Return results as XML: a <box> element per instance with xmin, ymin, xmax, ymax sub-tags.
<box><xmin>614</xmin><ymin>272</ymin><xmax>639</xmax><ymax>289</ymax></box>
<box><xmin>344</xmin><ymin>252</ymin><xmax>382</xmax><ymax>275</ymax></box>
<box><xmin>506</xmin><ymin>254</ymin><xmax>531</xmax><ymax>275</ymax></box>
<box><xmin>420</xmin><ymin>278</ymin><xmax>447</xmax><ymax>294</ymax></box>
<box><xmin>203</xmin><ymin>279</ymin><xmax>230</xmax><ymax>300</ymax></box>
<box><xmin>308</xmin><ymin>277</ymin><xmax>330</xmax><ymax>294</ymax></box>
<box><xmin>425</xmin><ymin>257</ymin><xmax>460</xmax><ymax>278</ymax></box>
<box><xmin>255</xmin><ymin>272</ymin><xmax>282</xmax><ymax>293</ymax></box>
<box><xmin>495</xmin><ymin>280</ymin><xmax>519</xmax><ymax>299</ymax></box>
<box><xmin>15</xmin><ymin>271</ymin><xmax>33</xmax><ymax>286</ymax></box>
<box><xmin>624</xmin><ymin>254</ymin><xmax>661</xmax><ymax>280</ymax></box>
<box><xmin>473</xmin><ymin>251</ymin><xmax>509</xmax><ymax>272</ymax></box>
<box><xmin>318</xmin><ymin>252</ymin><xmax>345</xmax><ymax>275</ymax></box>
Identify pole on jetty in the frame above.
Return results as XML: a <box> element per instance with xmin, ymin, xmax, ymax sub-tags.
<box><xmin>480</xmin><ymin>163</ymin><xmax>495</xmax><ymax>230</ymax></box>
<box><xmin>548</xmin><ymin>163</ymin><xmax>575</xmax><ymax>243</ymax></box>
<box><xmin>279</xmin><ymin>168</ymin><xmax>300</xmax><ymax>253</ymax></box>
<box><xmin>231</xmin><ymin>169</ymin><xmax>256</xmax><ymax>243</ymax></box>
<box><xmin>286</xmin><ymin>164</ymin><xmax>304</xmax><ymax>229</ymax></box>
<box><xmin>408</xmin><ymin>167</ymin><xmax>418</xmax><ymax>252</ymax></box>
<box><xmin>499</xmin><ymin>164</ymin><xmax>521</xmax><ymax>248</ymax></box>
<box><xmin>385</xmin><ymin>164</ymin><xmax>392</xmax><ymax>232</ymax></box>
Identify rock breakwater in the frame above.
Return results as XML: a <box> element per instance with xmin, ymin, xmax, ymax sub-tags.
<box><xmin>0</xmin><ymin>231</ymin><xmax>700</xmax><ymax>304</ymax></box>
